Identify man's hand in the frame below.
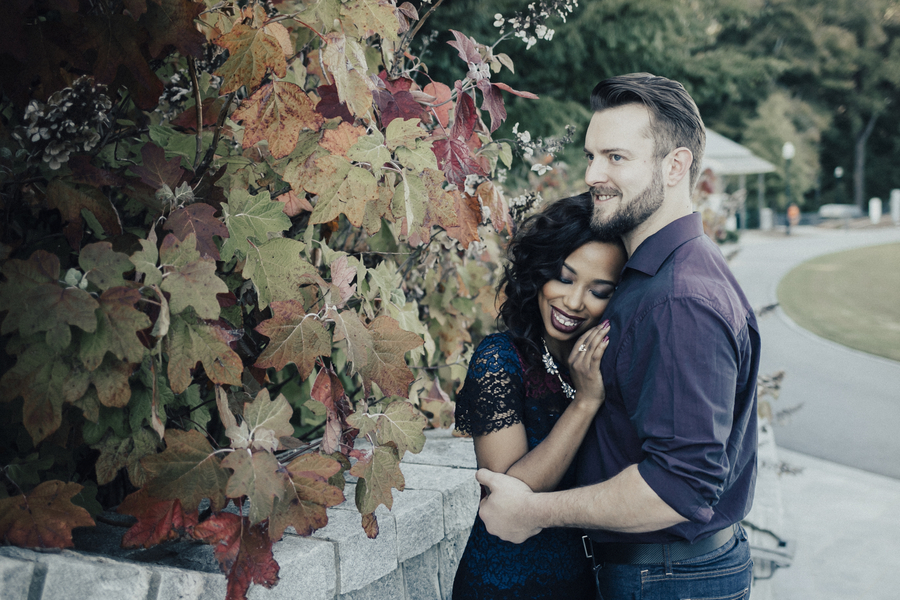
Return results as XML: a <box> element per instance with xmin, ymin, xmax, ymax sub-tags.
<box><xmin>475</xmin><ymin>468</ymin><xmax>543</xmax><ymax>543</ymax></box>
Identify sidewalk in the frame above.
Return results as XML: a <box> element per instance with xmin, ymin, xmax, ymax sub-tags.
<box><xmin>727</xmin><ymin>224</ymin><xmax>900</xmax><ymax>599</ymax></box>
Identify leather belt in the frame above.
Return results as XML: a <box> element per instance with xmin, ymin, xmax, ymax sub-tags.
<box><xmin>584</xmin><ymin>524</ymin><xmax>737</xmax><ymax>565</ymax></box>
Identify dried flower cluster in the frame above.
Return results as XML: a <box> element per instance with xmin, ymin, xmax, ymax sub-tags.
<box><xmin>17</xmin><ymin>76</ymin><xmax>112</xmax><ymax>170</ymax></box>
<box><xmin>494</xmin><ymin>0</ymin><xmax>578</xmax><ymax>49</ymax></box>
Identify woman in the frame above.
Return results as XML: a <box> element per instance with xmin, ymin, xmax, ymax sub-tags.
<box><xmin>452</xmin><ymin>193</ymin><xmax>627</xmax><ymax>600</ymax></box>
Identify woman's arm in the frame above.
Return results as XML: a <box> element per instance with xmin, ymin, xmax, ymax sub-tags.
<box><xmin>473</xmin><ymin>324</ymin><xmax>610</xmax><ymax>492</ymax></box>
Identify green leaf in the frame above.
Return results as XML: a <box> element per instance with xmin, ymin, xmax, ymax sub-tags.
<box><xmin>160</xmin><ymin>234</ymin><xmax>228</xmax><ymax>320</ymax></box>
<box><xmin>341</xmin><ymin>0</ymin><xmax>403</xmax><ymax>42</ymax></box>
<box><xmin>375</xmin><ymin>400</ymin><xmax>427</xmax><ymax>456</ymax></box>
<box><xmin>350</xmin><ymin>445</ymin><xmax>404</xmax><ymax>514</ymax></box>
<box><xmin>346</xmin><ymin>130</ymin><xmax>392</xmax><ymax>171</ymax></box>
<box><xmin>499</xmin><ymin>141</ymin><xmax>513</xmax><ymax>169</ymax></box>
<box><xmin>143</xmin><ymin>429</ymin><xmax>229</xmax><ymax>512</ymax></box>
<box><xmin>242</xmin><ymin>389</ymin><xmax>294</xmax><ymax>447</ymax></box>
<box><xmin>165</xmin><ymin>310</ymin><xmax>243</xmax><ymax>394</ymax></box>
<box><xmin>78</xmin><ymin>287</ymin><xmax>151</xmax><ymax>370</ymax></box>
<box><xmin>269</xmin><ymin>453</ymin><xmax>344</xmax><ymax>539</ymax></box>
<box><xmin>385</xmin><ymin>118</ymin><xmax>426</xmax><ymax>153</ymax></box>
<box><xmin>79</xmin><ymin>242</ymin><xmax>133</xmax><ymax>291</ymax></box>
<box><xmin>131</xmin><ymin>235</ymin><xmax>162</xmax><ymax>286</ymax></box>
<box><xmin>221</xmin><ymin>449</ymin><xmax>285</xmax><ymax>525</ymax></box>
<box><xmin>391</xmin><ymin>173</ymin><xmax>426</xmax><ymax>233</ymax></box>
<box><xmin>254</xmin><ymin>300</ymin><xmax>332</xmax><ymax>380</ymax></box>
<box><xmin>356</xmin><ymin>315</ymin><xmax>424</xmax><ymax>397</ymax></box>
<box><xmin>220</xmin><ymin>189</ymin><xmax>292</xmax><ymax>263</ymax></box>
<box><xmin>242</xmin><ymin>238</ymin><xmax>317</xmax><ymax>310</ymax></box>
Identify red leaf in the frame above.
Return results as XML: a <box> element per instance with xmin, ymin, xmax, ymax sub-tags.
<box><xmin>171</xmin><ymin>97</ymin><xmax>225</xmax><ymax>131</ymax></box>
<box><xmin>447</xmin><ymin>30</ymin><xmax>482</xmax><ymax>64</ymax></box>
<box><xmin>68</xmin><ymin>156</ymin><xmax>128</xmax><ymax>188</ymax></box>
<box><xmin>377</xmin><ymin>71</ymin><xmax>413</xmax><ymax>94</ymax></box>
<box><xmin>444</xmin><ymin>188</ymin><xmax>482</xmax><ymax>249</ymax></box>
<box><xmin>422</xmin><ymin>82</ymin><xmax>453</xmax><ymax>129</ymax></box>
<box><xmin>276</xmin><ymin>190</ymin><xmax>313</xmax><ymax>217</ymax></box>
<box><xmin>310</xmin><ymin>366</ymin><xmax>353</xmax><ymax>455</ymax></box>
<box><xmin>432</xmin><ymin>137</ymin><xmax>485</xmax><ymax>187</ymax></box>
<box><xmin>492</xmin><ymin>82</ymin><xmax>540</xmax><ymax>99</ymax></box>
<box><xmin>477</xmin><ymin>80</ymin><xmax>506</xmax><ymax>133</ymax></box>
<box><xmin>0</xmin><ymin>481</ymin><xmax>95</xmax><ymax>548</ymax></box>
<box><xmin>193</xmin><ymin>513</ymin><xmax>280</xmax><ymax>600</ymax></box>
<box><xmin>361</xmin><ymin>512</ymin><xmax>379</xmax><ymax>538</ymax></box>
<box><xmin>315</xmin><ymin>83</ymin><xmax>354</xmax><ymax>121</ymax></box>
<box><xmin>373</xmin><ymin>76</ymin><xmax>425</xmax><ymax>128</ymax></box>
<box><xmin>449</xmin><ymin>84</ymin><xmax>477</xmax><ymax>141</ymax></box>
<box><xmin>163</xmin><ymin>204</ymin><xmax>229</xmax><ymax>261</ymax></box>
<box><xmin>132</xmin><ymin>144</ymin><xmax>186</xmax><ymax>190</ymax></box>
<box><xmin>118</xmin><ymin>489</ymin><xmax>199</xmax><ymax>548</ymax></box>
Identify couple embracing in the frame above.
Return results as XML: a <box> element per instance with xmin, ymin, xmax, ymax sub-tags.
<box><xmin>452</xmin><ymin>74</ymin><xmax>760</xmax><ymax>600</ymax></box>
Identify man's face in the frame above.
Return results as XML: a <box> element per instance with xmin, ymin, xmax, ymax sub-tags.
<box><xmin>583</xmin><ymin>104</ymin><xmax>665</xmax><ymax>239</ymax></box>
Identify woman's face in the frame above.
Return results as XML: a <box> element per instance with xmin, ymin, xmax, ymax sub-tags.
<box><xmin>537</xmin><ymin>241</ymin><xmax>626</xmax><ymax>352</ymax></box>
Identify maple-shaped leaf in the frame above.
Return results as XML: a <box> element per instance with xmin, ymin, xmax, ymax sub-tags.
<box><xmin>328</xmin><ymin>255</ymin><xmax>357</xmax><ymax>307</ymax></box>
<box><xmin>444</xmin><ymin>186</ymin><xmax>482</xmax><ymax>250</ymax></box>
<box><xmin>0</xmin><ymin>339</ymin><xmax>90</xmax><ymax>444</ymax></box>
<box><xmin>275</xmin><ymin>189</ymin><xmax>313</xmax><ymax>217</ymax></box>
<box><xmin>307</xmin><ymin>157</ymin><xmax>379</xmax><ymax>227</ymax></box>
<box><xmin>385</xmin><ymin>118</ymin><xmax>426</xmax><ymax>153</ymax></box>
<box><xmin>118</xmin><ymin>488</ymin><xmax>199</xmax><ymax>549</ymax></box>
<box><xmin>165</xmin><ymin>311</ymin><xmax>243</xmax><ymax>393</ymax></box>
<box><xmin>243</xmin><ymin>237</ymin><xmax>317</xmax><ymax>311</ymax></box>
<box><xmin>45</xmin><ymin>179</ymin><xmax>123</xmax><ymax>249</ymax></box>
<box><xmin>142</xmin><ymin>429</ymin><xmax>229</xmax><ymax>512</ymax></box>
<box><xmin>361</xmin><ymin>181</ymin><xmax>394</xmax><ymax>234</ymax></box>
<box><xmin>88</xmin><ymin>354</ymin><xmax>135</xmax><ymax>408</ymax></box>
<box><xmin>159</xmin><ymin>230</ymin><xmax>201</xmax><ymax>268</ymax></box>
<box><xmin>0</xmin><ymin>250</ymin><xmax>98</xmax><ymax>346</ymax></box>
<box><xmin>394</xmin><ymin>138</ymin><xmax>438</xmax><ymax>174</ymax></box>
<box><xmin>79</xmin><ymin>242</ymin><xmax>134</xmax><ymax>291</ymax></box>
<box><xmin>78</xmin><ymin>287</ymin><xmax>150</xmax><ymax>370</ymax></box>
<box><xmin>476</xmin><ymin>180</ymin><xmax>514</xmax><ymax>235</ymax></box>
<box><xmin>171</xmin><ymin>97</ymin><xmax>225</xmax><ymax>131</ymax></box>
<box><xmin>192</xmin><ymin>513</ymin><xmax>279</xmax><ymax>600</ymax></box>
<box><xmin>0</xmin><ymin>481</ymin><xmax>94</xmax><ymax>548</ymax></box>
<box><xmin>160</xmin><ymin>234</ymin><xmax>228</xmax><ymax>320</ymax></box>
<box><xmin>346</xmin><ymin>130</ymin><xmax>393</xmax><ymax>171</ymax></box>
<box><xmin>309</xmin><ymin>366</ymin><xmax>353</xmax><ymax>454</ymax></box>
<box><xmin>422</xmin><ymin>82</ymin><xmax>453</xmax><ymax>129</ymax></box>
<box><xmin>327</xmin><ymin>308</ymin><xmax>371</xmax><ymax>373</ymax></box>
<box><xmin>232</xmin><ymin>81</ymin><xmax>324</xmax><ymax>159</ymax></box>
<box><xmin>219</xmin><ymin>188</ymin><xmax>291</xmax><ymax>263</ymax></box>
<box><xmin>315</xmin><ymin>83</ymin><xmax>354</xmax><ymax>121</ymax></box>
<box><xmin>419</xmin><ymin>378</ymin><xmax>455</xmax><ymax>429</ymax></box>
<box><xmin>270</xmin><ymin>452</ymin><xmax>344</xmax><ymax>539</ymax></box>
<box><xmin>374</xmin><ymin>83</ymin><xmax>424</xmax><ymax>128</ymax></box>
<box><xmin>392</xmin><ymin>172</ymin><xmax>426</xmax><ymax>235</ymax></box>
<box><xmin>131</xmin><ymin>230</ymin><xmax>162</xmax><ymax>287</ymax></box>
<box><xmin>319</xmin><ymin>121</ymin><xmax>366</xmax><ymax>156</ymax></box>
<box><xmin>254</xmin><ymin>300</ymin><xmax>332</xmax><ymax>379</ymax></box>
<box><xmin>213</xmin><ymin>23</ymin><xmax>287</xmax><ymax>95</ymax></box>
<box><xmin>321</xmin><ymin>32</ymin><xmax>374</xmax><ymax>119</ymax></box>
<box><xmin>341</xmin><ymin>0</ymin><xmax>402</xmax><ymax>41</ymax></box>
<box><xmin>406</xmin><ymin>168</ymin><xmax>461</xmax><ymax>246</ymax></box>
<box><xmin>447</xmin><ymin>29</ymin><xmax>483</xmax><ymax>64</ymax></box>
<box><xmin>163</xmin><ymin>204</ymin><xmax>229</xmax><ymax>261</ymax></box>
<box><xmin>350</xmin><ymin>445</ymin><xmax>404</xmax><ymax>514</ymax></box>
<box><xmin>357</xmin><ymin>315</ymin><xmax>423</xmax><ymax>397</ymax></box>
<box><xmin>432</xmin><ymin>136</ymin><xmax>485</xmax><ymax>188</ymax></box>
<box><xmin>242</xmin><ymin>388</ymin><xmax>295</xmax><ymax>451</ymax></box>
<box><xmin>92</xmin><ymin>427</ymin><xmax>159</xmax><ymax>487</ymax></box>
<box><xmin>141</xmin><ymin>0</ymin><xmax>206</xmax><ymax>59</ymax></box>
<box><xmin>221</xmin><ymin>449</ymin><xmax>285</xmax><ymax>524</ymax></box>
<box><xmin>131</xmin><ymin>144</ymin><xmax>186</xmax><ymax>191</ymax></box>
<box><xmin>375</xmin><ymin>400</ymin><xmax>427</xmax><ymax>456</ymax></box>
<box><xmin>476</xmin><ymin>79</ymin><xmax>506</xmax><ymax>133</ymax></box>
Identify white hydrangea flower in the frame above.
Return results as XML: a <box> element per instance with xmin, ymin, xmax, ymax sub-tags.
<box><xmin>531</xmin><ymin>163</ymin><xmax>553</xmax><ymax>176</ymax></box>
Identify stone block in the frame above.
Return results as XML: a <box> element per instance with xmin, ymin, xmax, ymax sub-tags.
<box><xmin>400</xmin><ymin>463</ymin><xmax>479</xmax><ymax>535</ymax></box>
<box><xmin>0</xmin><ymin>553</ymin><xmax>35</xmax><ymax>600</ymax></box>
<box><xmin>401</xmin><ymin>546</ymin><xmax>442</xmax><ymax>600</ymax></box>
<box><xmin>437</xmin><ymin>529</ymin><xmax>471</xmax><ymax>600</ymax></box>
<box><xmin>151</xmin><ymin>565</ymin><xmax>227</xmax><ymax>600</ymax></box>
<box><xmin>248</xmin><ymin>536</ymin><xmax>336</xmax><ymax>600</ymax></box>
<box><xmin>38</xmin><ymin>550</ymin><xmax>152</xmax><ymax>600</ymax></box>
<box><xmin>404</xmin><ymin>429</ymin><xmax>477</xmax><ymax>470</ymax></box>
<box><xmin>338</xmin><ymin>567</ymin><xmax>405</xmax><ymax>600</ymax></box>
<box><xmin>313</xmin><ymin>496</ymin><xmax>397</xmax><ymax>594</ymax></box>
<box><xmin>390</xmin><ymin>487</ymin><xmax>444</xmax><ymax>562</ymax></box>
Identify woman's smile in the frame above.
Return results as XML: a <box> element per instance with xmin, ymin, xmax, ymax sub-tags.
<box><xmin>549</xmin><ymin>306</ymin><xmax>585</xmax><ymax>334</ymax></box>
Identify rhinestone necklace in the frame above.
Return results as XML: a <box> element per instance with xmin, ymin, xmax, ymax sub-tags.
<box><xmin>541</xmin><ymin>339</ymin><xmax>576</xmax><ymax>400</ymax></box>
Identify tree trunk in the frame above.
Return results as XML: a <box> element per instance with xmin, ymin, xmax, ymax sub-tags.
<box><xmin>853</xmin><ymin>112</ymin><xmax>878</xmax><ymax>209</ymax></box>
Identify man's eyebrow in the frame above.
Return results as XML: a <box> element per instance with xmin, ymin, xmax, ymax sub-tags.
<box><xmin>583</xmin><ymin>147</ymin><xmax>631</xmax><ymax>155</ymax></box>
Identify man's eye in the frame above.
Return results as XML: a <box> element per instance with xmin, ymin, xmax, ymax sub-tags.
<box><xmin>585</xmin><ymin>153</ymin><xmax>594</xmax><ymax>161</ymax></box>
<box><xmin>611</xmin><ymin>154</ymin><xmax>623</xmax><ymax>162</ymax></box>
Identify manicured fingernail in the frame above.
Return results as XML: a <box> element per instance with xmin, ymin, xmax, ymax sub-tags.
<box><xmin>603</xmin><ymin>336</ymin><xmax>609</xmax><ymax>342</ymax></box>
<box><xmin>601</xmin><ymin>320</ymin><xmax>610</xmax><ymax>328</ymax></box>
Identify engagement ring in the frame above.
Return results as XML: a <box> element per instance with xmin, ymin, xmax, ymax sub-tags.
<box><xmin>578</xmin><ymin>344</ymin><xmax>587</xmax><ymax>352</ymax></box>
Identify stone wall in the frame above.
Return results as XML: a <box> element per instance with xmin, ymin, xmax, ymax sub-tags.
<box><xmin>0</xmin><ymin>428</ymin><xmax>480</xmax><ymax>600</ymax></box>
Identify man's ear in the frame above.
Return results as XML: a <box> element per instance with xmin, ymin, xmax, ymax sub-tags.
<box><xmin>664</xmin><ymin>148</ymin><xmax>693</xmax><ymax>187</ymax></box>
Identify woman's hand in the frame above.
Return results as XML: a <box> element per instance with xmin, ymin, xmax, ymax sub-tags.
<box><xmin>567</xmin><ymin>320</ymin><xmax>610</xmax><ymax>410</ymax></box>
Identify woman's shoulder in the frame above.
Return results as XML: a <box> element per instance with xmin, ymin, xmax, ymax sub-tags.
<box><xmin>468</xmin><ymin>332</ymin><xmax>524</xmax><ymax>379</ymax></box>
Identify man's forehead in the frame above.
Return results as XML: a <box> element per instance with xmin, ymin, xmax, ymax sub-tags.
<box><xmin>585</xmin><ymin>105</ymin><xmax>655</xmax><ymax>147</ymax></box>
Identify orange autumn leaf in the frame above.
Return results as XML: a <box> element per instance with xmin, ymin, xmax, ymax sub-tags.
<box><xmin>0</xmin><ymin>481</ymin><xmax>95</xmax><ymax>548</ymax></box>
<box><xmin>232</xmin><ymin>81</ymin><xmax>324</xmax><ymax>159</ymax></box>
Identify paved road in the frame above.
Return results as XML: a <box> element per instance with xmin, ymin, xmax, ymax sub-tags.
<box><xmin>727</xmin><ymin>224</ymin><xmax>900</xmax><ymax>479</ymax></box>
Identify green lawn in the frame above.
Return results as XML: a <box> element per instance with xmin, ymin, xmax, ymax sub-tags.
<box><xmin>777</xmin><ymin>242</ymin><xmax>900</xmax><ymax>362</ymax></box>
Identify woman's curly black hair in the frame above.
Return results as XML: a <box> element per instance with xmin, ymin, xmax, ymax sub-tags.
<box><xmin>497</xmin><ymin>192</ymin><xmax>623</xmax><ymax>367</ymax></box>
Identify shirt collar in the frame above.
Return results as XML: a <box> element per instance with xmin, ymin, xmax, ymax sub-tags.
<box><xmin>624</xmin><ymin>212</ymin><xmax>705</xmax><ymax>277</ymax></box>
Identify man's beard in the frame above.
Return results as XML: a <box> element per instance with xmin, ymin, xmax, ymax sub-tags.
<box><xmin>590</xmin><ymin>165</ymin><xmax>665</xmax><ymax>240</ymax></box>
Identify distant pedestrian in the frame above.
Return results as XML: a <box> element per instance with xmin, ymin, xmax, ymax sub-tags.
<box><xmin>788</xmin><ymin>203</ymin><xmax>800</xmax><ymax>234</ymax></box>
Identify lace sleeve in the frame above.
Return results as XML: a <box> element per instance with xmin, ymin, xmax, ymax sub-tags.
<box><xmin>455</xmin><ymin>333</ymin><xmax>526</xmax><ymax>437</ymax></box>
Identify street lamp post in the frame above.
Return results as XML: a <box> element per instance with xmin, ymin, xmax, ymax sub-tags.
<box><xmin>783</xmin><ymin>142</ymin><xmax>796</xmax><ymax>234</ymax></box>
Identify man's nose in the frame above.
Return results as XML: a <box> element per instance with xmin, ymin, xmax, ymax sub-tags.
<box><xmin>585</xmin><ymin>160</ymin><xmax>609</xmax><ymax>187</ymax></box>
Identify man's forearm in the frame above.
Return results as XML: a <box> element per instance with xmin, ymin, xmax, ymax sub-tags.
<box><xmin>477</xmin><ymin>464</ymin><xmax>688</xmax><ymax>543</ymax></box>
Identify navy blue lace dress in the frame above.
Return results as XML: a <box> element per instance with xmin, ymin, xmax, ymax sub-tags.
<box><xmin>451</xmin><ymin>332</ymin><xmax>595</xmax><ymax>600</ymax></box>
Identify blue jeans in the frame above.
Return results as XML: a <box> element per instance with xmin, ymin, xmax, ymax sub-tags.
<box><xmin>593</xmin><ymin>526</ymin><xmax>752</xmax><ymax>599</ymax></box>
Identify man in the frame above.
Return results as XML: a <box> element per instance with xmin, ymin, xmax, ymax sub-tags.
<box><xmin>477</xmin><ymin>73</ymin><xmax>760</xmax><ymax>599</ymax></box>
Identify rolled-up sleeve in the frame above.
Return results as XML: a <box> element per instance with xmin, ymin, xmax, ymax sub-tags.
<box><xmin>620</xmin><ymin>297</ymin><xmax>739</xmax><ymax>524</ymax></box>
